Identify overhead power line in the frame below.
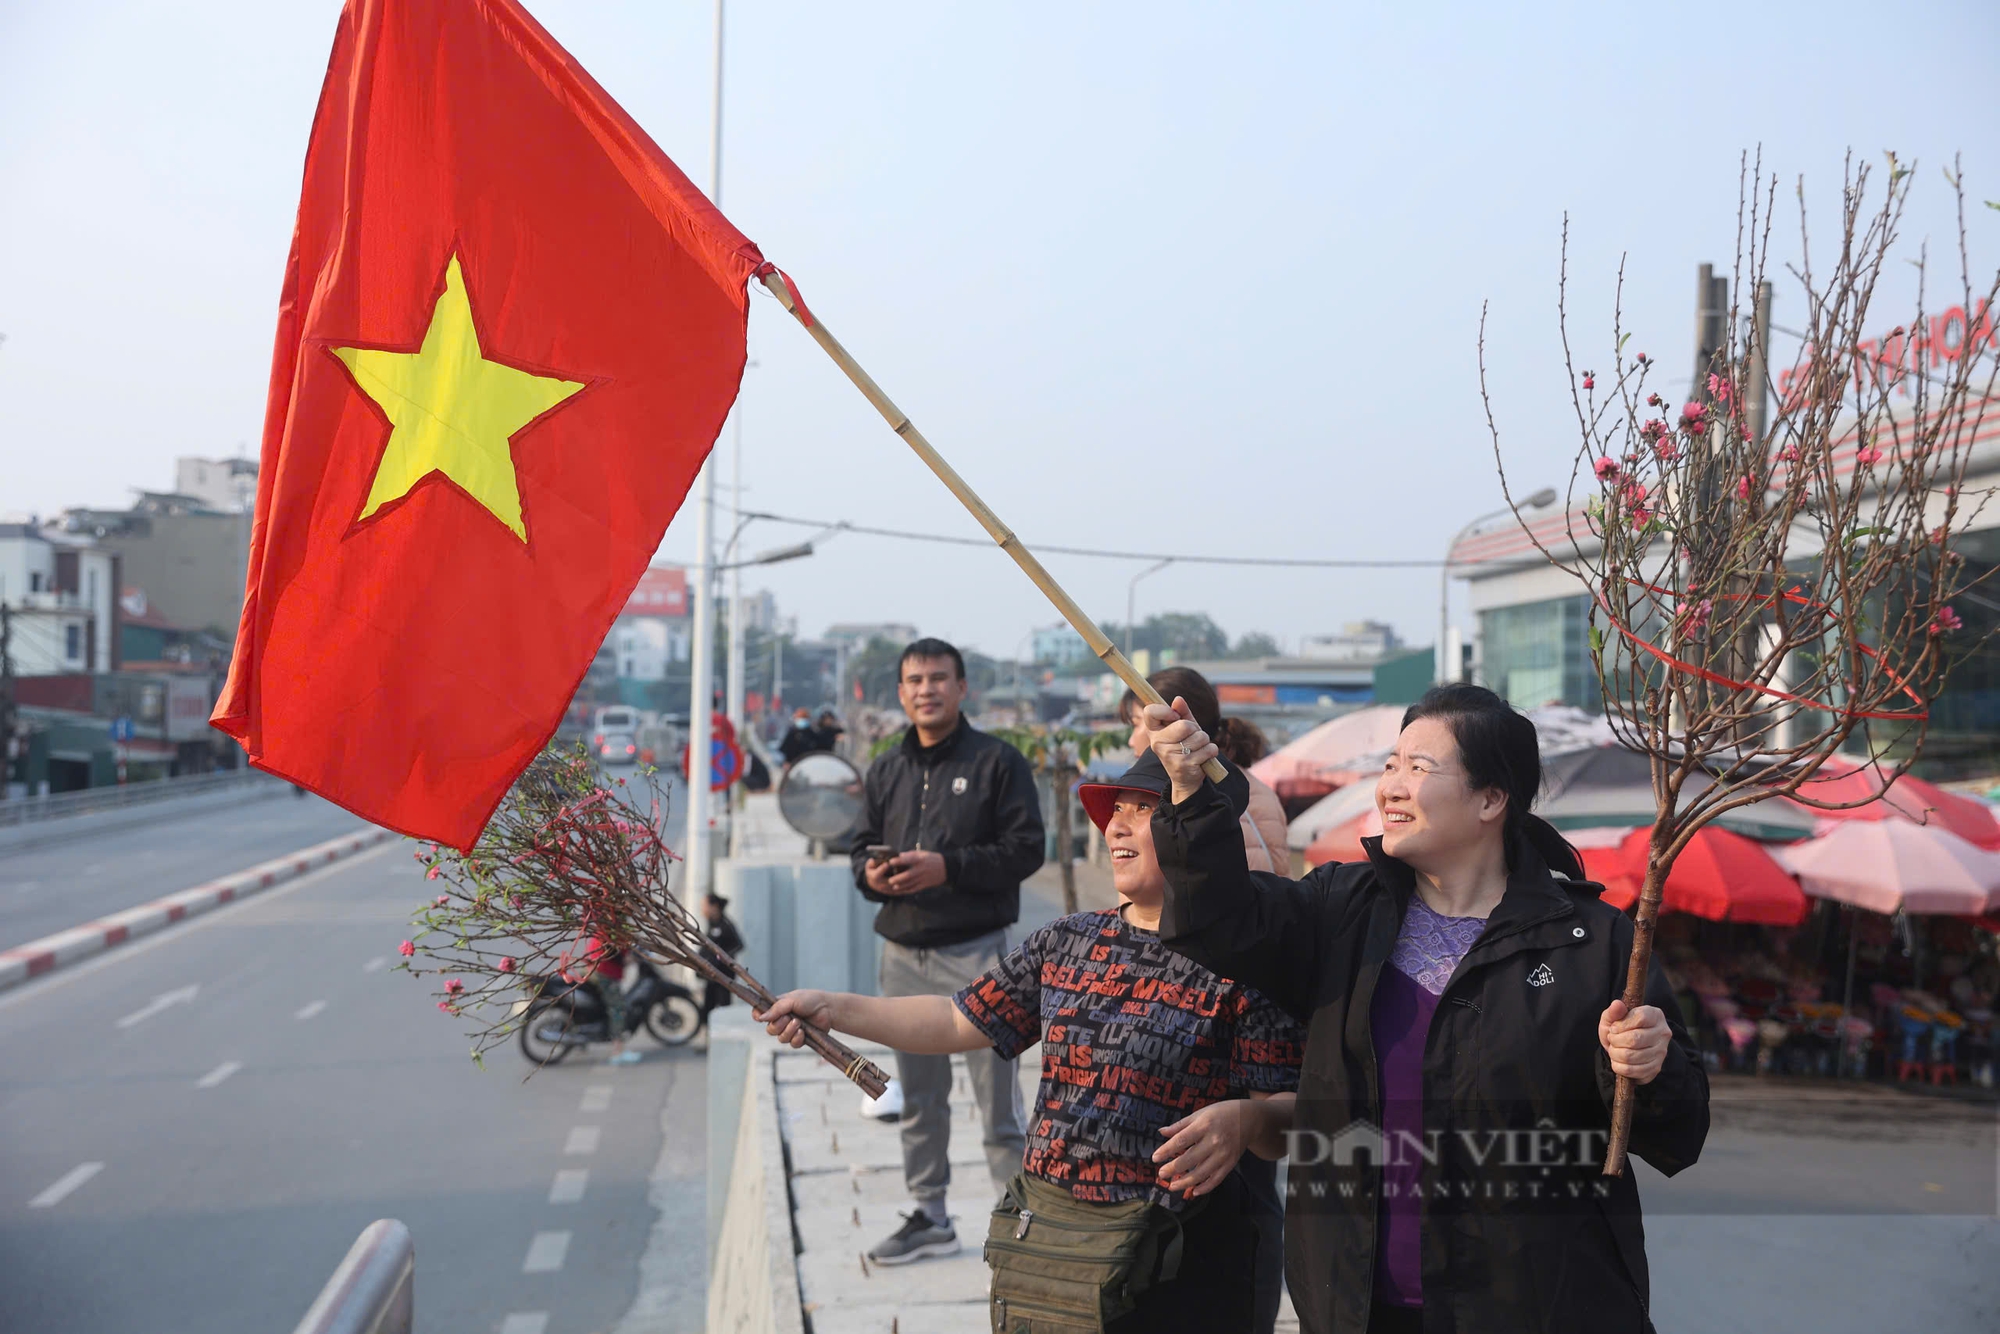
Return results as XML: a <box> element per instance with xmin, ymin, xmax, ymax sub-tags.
<box><xmin>737</xmin><ymin>509</ymin><xmax>1446</xmax><ymax>569</ymax></box>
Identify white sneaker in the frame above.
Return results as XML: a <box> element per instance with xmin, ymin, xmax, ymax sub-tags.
<box><xmin>860</xmin><ymin>1078</ymin><xmax>904</xmax><ymax>1122</ymax></box>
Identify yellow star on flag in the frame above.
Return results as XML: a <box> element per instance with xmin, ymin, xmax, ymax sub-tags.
<box><xmin>332</xmin><ymin>254</ymin><xmax>585</xmax><ymax>542</ymax></box>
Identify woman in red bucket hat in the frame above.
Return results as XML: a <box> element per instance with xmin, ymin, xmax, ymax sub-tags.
<box><xmin>757</xmin><ymin>749</ymin><xmax>1304</xmax><ymax>1331</ymax></box>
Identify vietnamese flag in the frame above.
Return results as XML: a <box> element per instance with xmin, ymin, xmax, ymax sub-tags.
<box><xmin>213</xmin><ymin>0</ymin><xmax>766</xmax><ymax>848</ymax></box>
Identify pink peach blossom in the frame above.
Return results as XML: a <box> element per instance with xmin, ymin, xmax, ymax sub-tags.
<box><xmin>399</xmin><ymin>940</ymin><xmax>415</xmax><ymax>957</ymax></box>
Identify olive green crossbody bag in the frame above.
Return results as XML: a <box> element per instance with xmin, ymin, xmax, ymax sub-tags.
<box><xmin>982</xmin><ymin>1172</ymin><xmax>1200</xmax><ymax>1334</ymax></box>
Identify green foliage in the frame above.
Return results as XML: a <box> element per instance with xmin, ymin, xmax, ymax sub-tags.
<box><xmin>990</xmin><ymin>724</ymin><xmax>1130</xmax><ymax>774</ymax></box>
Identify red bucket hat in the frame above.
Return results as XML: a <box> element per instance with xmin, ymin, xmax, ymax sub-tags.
<box><xmin>1077</xmin><ymin>751</ymin><xmax>1249</xmax><ymax>833</ymax></box>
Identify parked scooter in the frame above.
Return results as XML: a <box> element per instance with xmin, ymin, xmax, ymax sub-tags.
<box><xmin>516</xmin><ymin>956</ymin><xmax>705</xmax><ymax>1065</ymax></box>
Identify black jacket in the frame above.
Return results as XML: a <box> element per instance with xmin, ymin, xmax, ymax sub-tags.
<box><xmin>851</xmin><ymin>719</ymin><xmax>1046</xmax><ymax>948</ymax></box>
<box><xmin>1154</xmin><ymin>783</ymin><xmax>1708</xmax><ymax>1334</ymax></box>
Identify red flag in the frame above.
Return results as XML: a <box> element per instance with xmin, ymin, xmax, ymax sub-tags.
<box><xmin>213</xmin><ymin>0</ymin><xmax>764</xmax><ymax>848</ymax></box>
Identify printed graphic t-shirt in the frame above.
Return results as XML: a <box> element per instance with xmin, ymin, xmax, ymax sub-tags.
<box><xmin>954</xmin><ymin>909</ymin><xmax>1306</xmax><ymax>1210</ymax></box>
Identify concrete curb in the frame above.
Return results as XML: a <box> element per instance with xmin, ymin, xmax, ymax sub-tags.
<box><xmin>0</xmin><ymin>826</ymin><xmax>398</xmax><ymax>992</ymax></box>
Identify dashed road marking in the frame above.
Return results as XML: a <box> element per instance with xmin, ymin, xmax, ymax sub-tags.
<box><xmin>363</xmin><ymin>957</ymin><xmax>388</xmax><ymax>973</ymax></box>
<box><xmin>295</xmin><ymin>1000</ymin><xmax>327</xmax><ymax>1021</ymax></box>
<box><xmin>548</xmin><ymin>1168</ymin><xmax>588</xmax><ymax>1204</ymax></box>
<box><xmin>30</xmin><ymin>1162</ymin><xmax>104</xmax><ymax>1208</ymax></box>
<box><xmin>499</xmin><ymin>1316</ymin><xmax>549</xmax><ymax>1334</ymax></box>
<box><xmin>116</xmin><ymin>984</ymin><xmax>198</xmax><ymax>1029</ymax></box>
<box><xmin>580</xmin><ymin>1085</ymin><xmax>612</xmax><ymax>1112</ymax></box>
<box><xmin>521</xmin><ymin>1231</ymin><xmax>570</xmax><ymax>1274</ymax></box>
<box><xmin>563</xmin><ymin>1126</ymin><xmax>600</xmax><ymax>1155</ymax></box>
<box><xmin>196</xmin><ymin>1060</ymin><xmax>243</xmax><ymax>1089</ymax></box>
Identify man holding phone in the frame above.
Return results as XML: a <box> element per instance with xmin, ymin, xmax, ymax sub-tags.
<box><xmin>851</xmin><ymin>637</ymin><xmax>1045</xmax><ymax>1265</ymax></box>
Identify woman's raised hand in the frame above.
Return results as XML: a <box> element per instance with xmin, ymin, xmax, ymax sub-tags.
<box><xmin>754</xmin><ymin>990</ymin><xmax>839</xmax><ymax>1048</ymax></box>
<box><xmin>1144</xmin><ymin>698</ymin><xmax>1217</xmax><ymax>803</ymax></box>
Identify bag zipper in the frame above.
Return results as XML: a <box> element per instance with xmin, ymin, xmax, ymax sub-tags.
<box><xmin>1016</xmin><ymin>1208</ymin><xmax>1034</xmax><ymax>1239</ymax></box>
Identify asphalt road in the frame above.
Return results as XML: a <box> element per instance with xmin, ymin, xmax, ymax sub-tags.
<box><xmin>0</xmin><ymin>795</ymin><xmax>706</xmax><ymax>1334</ymax></box>
<box><xmin>0</xmin><ymin>791</ymin><xmax>371</xmax><ymax>953</ymax></box>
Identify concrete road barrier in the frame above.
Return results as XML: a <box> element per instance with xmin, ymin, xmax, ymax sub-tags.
<box><xmin>0</xmin><ymin>826</ymin><xmax>396</xmax><ymax>991</ymax></box>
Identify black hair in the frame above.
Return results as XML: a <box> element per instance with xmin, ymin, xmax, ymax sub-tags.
<box><xmin>898</xmin><ymin>637</ymin><xmax>965</xmax><ymax>680</ymax></box>
<box><xmin>1117</xmin><ymin>666</ymin><xmax>1268</xmax><ymax>766</ymax></box>
<box><xmin>1400</xmin><ymin>683</ymin><xmax>1582</xmax><ymax>877</ymax></box>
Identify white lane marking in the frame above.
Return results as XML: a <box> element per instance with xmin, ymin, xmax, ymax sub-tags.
<box><xmin>580</xmin><ymin>1085</ymin><xmax>612</xmax><ymax>1112</ymax></box>
<box><xmin>196</xmin><ymin>1060</ymin><xmax>243</xmax><ymax>1089</ymax></box>
<box><xmin>563</xmin><ymin>1126</ymin><xmax>600</xmax><ymax>1155</ymax></box>
<box><xmin>115</xmin><ymin>984</ymin><xmax>199</xmax><ymax>1029</ymax></box>
<box><xmin>499</xmin><ymin>1316</ymin><xmax>549</xmax><ymax>1334</ymax></box>
<box><xmin>30</xmin><ymin>1162</ymin><xmax>104</xmax><ymax>1208</ymax></box>
<box><xmin>548</xmin><ymin>1168</ymin><xmax>588</xmax><ymax>1204</ymax></box>
<box><xmin>295</xmin><ymin>1000</ymin><xmax>327</xmax><ymax>1021</ymax></box>
<box><xmin>0</xmin><ymin>842</ymin><xmax>398</xmax><ymax>1015</ymax></box>
<box><xmin>362</xmin><ymin>957</ymin><xmax>388</xmax><ymax>973</ymax></box>
<box><xmin>521</xmin><ymin>1231</ymin><xmax>570</xmax><ymax>1274</ymax></box>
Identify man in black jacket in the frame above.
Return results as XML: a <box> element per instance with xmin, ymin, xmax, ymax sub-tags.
<box><xmin>850</xmin><ymin>637</ymin><xmax>1045</xmax><ymax>1265</ymax></box>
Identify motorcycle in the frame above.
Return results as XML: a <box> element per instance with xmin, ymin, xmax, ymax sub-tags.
<box><xmin>516</xmin><ymin>955</ymin><xmax>707</xmax><ymax>1065</ymax></box>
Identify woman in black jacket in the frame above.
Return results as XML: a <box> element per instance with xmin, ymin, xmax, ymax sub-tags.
<box><xmin>1141</xmin><ymin>683</ymin><xmax>1708</xmax><ymax>1334</ymax></box>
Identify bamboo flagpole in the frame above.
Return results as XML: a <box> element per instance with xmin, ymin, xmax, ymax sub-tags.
<box><xmin>756</xmin><ymin>269</ymin><xmax>1227</xmax><ymax>786</ymax></box>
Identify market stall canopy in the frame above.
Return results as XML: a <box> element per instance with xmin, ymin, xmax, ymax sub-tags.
<box><xmin>1303</xmin><ymin>806</ymin><xmax>1381</xmax><ymax>867</ymax></box>
<box><xmin>1774</xmin><ymin>819</ymin><xmax>2000</xmax><ymax>916</ymax></box>
<box><xmin>1249</xmin><ymin>705</ymin><xmax>1405</xmax><ymax>801</ymax></box>
<box><xmin>1582</xmin><ymin>827</ymin><xmax>1808</xmax><ymax>926</ymax></box>
<box><xmin>1287</xmin><ymin>779</ymin><xmax>1380</xmax><ymax>851</ymax></box>
<box><xmin>1538</xmin><ymin>774</ymin><xmax>1818</xmax><ymax>843</ymax></box>
<box><xmin>1785</xmin><ymin>761</ymin><xmax>2000</xmax><ymax>850</ymax></box>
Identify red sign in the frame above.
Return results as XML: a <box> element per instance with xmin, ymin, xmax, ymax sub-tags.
<box><xmin>624</xmin><ymin>566</ymin><xmax>688</xmax><ymax>617</ymax></box>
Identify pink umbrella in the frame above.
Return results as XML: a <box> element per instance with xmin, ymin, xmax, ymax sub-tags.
<box><xmin>1250</xmin><ymin>705</ymin><xmax>1406</xmax><ymax>801</ymax></box>
<box><xmin>1774</xmin><ymin>819</ymin><xmax>2000</xmax><ymax>916</ymax></box>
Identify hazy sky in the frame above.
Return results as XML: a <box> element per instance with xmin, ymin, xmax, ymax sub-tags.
<box><xmin>5</xmin><ymin>2</ymin><xmax>1997</xmax><ymax>660</ymax></box>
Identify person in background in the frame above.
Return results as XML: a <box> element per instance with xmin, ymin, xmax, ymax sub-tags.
<box><xmin>700</xmin><ymin>892</ymin><xmax>745</xmax><ymax>1014</ymax></box>
<box><xmin>1123</xmin><ymin>667</ymin><xmax>1288</xmax><ymax>875</ymax></box>
<box><xmin>849</xmin><ymin>637</ymin><xmax>1046</xmax><ymax>1265</ymax></box>
<box><xmin>565</xmin><ymin>933</ymin><xmax>639</xmax><ymax>1066</ymax></box>
<box><xmin>813</xmin><ymin>708</ymin><xmax>846</xmax><ymax>756</ymax></box>
<box><xmin>779</xmin><ymin>708</ymin><xmax>818</xmax><ymax>765</ymax></box>
<box><xmin>1119</xmin><ymin>665</ymin><xmax>1290</xmax><ymax>1332</ymax></box>
<box><xmin>762</xmin><ymin>748</ymin><xmax>1303</xmax><ymax>1329</ymax></box>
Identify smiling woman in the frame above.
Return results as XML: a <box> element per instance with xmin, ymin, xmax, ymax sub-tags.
<box><xmin>1142</xmin><ymin>683</ymin><xmax>1711</xmax><ymax>1334</ymax></box>
<box><xmin>758</xmin><ymin>748</ymin><xmax>1306</xmax><ymax>1332</ymax></box>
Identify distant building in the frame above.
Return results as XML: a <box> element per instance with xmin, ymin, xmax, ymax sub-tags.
<box><xmin>0</xmin><ymin>524</ymin><xmax>119</xmax><ymax>674</ymax></box>
<box><xmin>823</xmin><ymin>621</ymin><xmax>919</xmax><ymax>652</ymax></box>
<box><xmin>610</xmin><ymin>618</ymin><xmax>687</xmax><ymax>680</ymax></box>
<box><xmin>174</xmin><ymin>456</ymin><xmax>258</xmax><ymax>514</ymax></box>
<box><xmin>1032</xmin><ymin>622</ymin><xmax>1090</xmax><ymax>667</ymax></box>
<box><xmin>624</xmin><ymin>566</ymin><xmax>688</xmax><ymax>619</ymax></box>
<box><xmin>55</xmin><ymin>492</ymin><xmax>250</xmax><ymax>639</ymax></box>
<box><xmin>739</xmin><ymin>589</ymin><xmax>781</xmax><ymax>635</ymax></box>
<box><xmin>1299</xmin><ymin>621</ymin><xmax>1404</xmax><ymax>663</ymax></box>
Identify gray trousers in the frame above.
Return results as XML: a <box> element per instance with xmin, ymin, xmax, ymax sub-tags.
<box><xmin>878</xmin><ymin>930</ymin><xmax>1028</xmax><ymax>1212</ymax></box>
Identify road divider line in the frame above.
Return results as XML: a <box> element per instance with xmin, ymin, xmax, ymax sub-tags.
<box><xmin>499</xmin><ymin>1316</ymin><xmax>549</xmax><ymax>1334</ymax></box>
<box><xmin>0</xmin><ymin>827</ymin><xmax>396</xmax><ymax>994</ymax></box>
<box><xmin>521</xmin><ymin>1231</ymin><xmax>571</xmax><ymax>1274</ymax></box>
<box><xmin>29</xmin><ymin>1162</ymin><xmax>104</xmax><ymax>1208</ymax></box>
<box><xmin>563</xmin><ymin>1126</ymin><xmax>600</xmax><ymax>1155</ymax></box>
<box><xmin>548</xmin><ymin>1168</ymin><xmax>588</xmax><ymax>1204</ymax></box>
<box><xmin>580</xmin><ymin>1085</ymin><xmax>612</xmax><ymax>1112</ymax></box>
<box><xmin>295</xmin><ymin>1000</ymin><xmax>327</xmax><ymax>1021</ymax></box>
<box><xmin>196</xmin><ymin>1060</ymin><xmax>243</xmax><ymax>1089</ymax></box>
<box><xmin>115</xmin><ymin>984</ymin><xmax>199</xmax><ymax>1030</ymax></box>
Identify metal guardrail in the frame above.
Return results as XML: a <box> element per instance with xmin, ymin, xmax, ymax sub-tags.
<box><xmin>0</xmin><ymin>768</ymin><xmax>280</xmax><ymax>829</ymax></box>
<box><xmin>292</xmin><ymin>1219</ymin><xmax>413</xmax><ymax>1334</ymax></box>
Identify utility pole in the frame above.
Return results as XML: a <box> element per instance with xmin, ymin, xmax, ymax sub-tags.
<box><xmin>725</xmin><ymin>409</ymin><xmax>746</xmax><ymax>856</ymax></box>
<box><xmin>682</xmin><ymin>0</ymin><xmax>725</xmax><ymax>901</ymax></box>
<box><xmin>0</xmin><ymin>602</ymin><xmax>15</xmax><ymax>800</ymax></box>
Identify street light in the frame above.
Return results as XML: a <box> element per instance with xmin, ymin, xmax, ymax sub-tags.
<box><xmin>1439</xmin><ymin>488</ymin><xmax>1558</xmax><ymax>686</ymax></box>
<box><xmin>1125</xmin><ymin>559</ymin><xmax>1172</xmax><ymax>658</ymax></box>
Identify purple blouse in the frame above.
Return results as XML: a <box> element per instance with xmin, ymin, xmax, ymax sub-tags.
<box><xmin>1371</xmin><ymin>896</ymin><xmax>1486</xmax><ymax>1309</ymax></box>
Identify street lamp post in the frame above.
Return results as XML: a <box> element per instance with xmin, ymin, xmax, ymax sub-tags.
<box><xmin>1439</xmin><ymin>489</ymin><xmax>1557</xmax><ymax>686</ymax></box>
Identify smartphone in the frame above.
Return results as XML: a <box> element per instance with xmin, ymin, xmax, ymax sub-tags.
<box><xmin>865</xmin><ymin>845</ymin><xmax>895</xmax><ymax>865</ymax></box>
